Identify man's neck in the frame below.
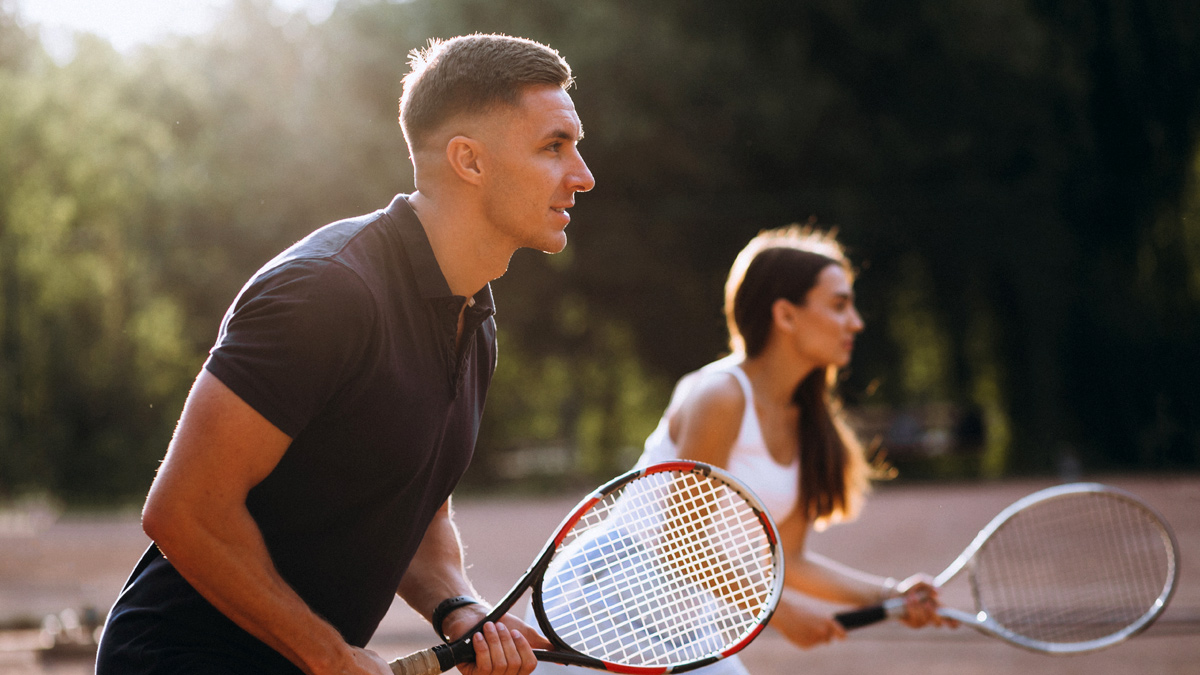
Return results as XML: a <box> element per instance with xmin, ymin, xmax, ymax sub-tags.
<box><xmin>407</xmin><ymin>190</ymin><xmax>513</xmax><ymax>298</ymax></box>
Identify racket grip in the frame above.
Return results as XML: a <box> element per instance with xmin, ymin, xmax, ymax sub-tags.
<box><xmin>390</xmin><ymin>649</ymin><xmax>441</xmax><ymax>675</ymax></box>
<box><xmin>390</xmin><ymin>643</ymin><xmax>460</xmax><ymax>675</ymax></box>
<box><xmin>835</xmin><ymin>597</ymin><xmax>907</xmax><ymax>629</ymax></box>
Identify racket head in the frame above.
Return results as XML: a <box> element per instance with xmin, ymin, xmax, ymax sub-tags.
<box><xmin>943</xmin><ymin>482</ymin><xmax>1179</xmax><ymax>654</ymax></box>
<box><xmin>530</xmin><ymin>461</ymin><xmax>785</xmax><ymax>673</ymax></box>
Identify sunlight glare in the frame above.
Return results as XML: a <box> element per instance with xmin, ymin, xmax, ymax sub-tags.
<box><xmin>13</xmin><ymin>0</ymin><xmax>339</xmax><ymax>59</ymax></box>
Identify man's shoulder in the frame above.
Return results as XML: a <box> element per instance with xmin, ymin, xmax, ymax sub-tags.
<box><xmin>231</xmin><ymin>195</ymin><xmax>431</xmax><ymax>327</ymax></box>
<box><xmin>275</xmin><ymin>209</ymin><xmax>391</xmax><ymax>268</ymax></box>
<box><xmin>251</xmin><ymin>255</ymin><xmax>371</xmax><ymax>298</ymax></box>
<box><xmin>251</xmin><ymin>199</ymin><xmax>413</xmax><ymax>297</ymax></box>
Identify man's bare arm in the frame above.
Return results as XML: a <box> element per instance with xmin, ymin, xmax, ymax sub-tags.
<box><xmin>397</xmin><ymin>499</ymin><xmax>550</xmax><ymax>675</ymax></box>
<box><xmin>396</xmin><ymin>500</ymin><xmax>481</xmax><ymax>628</ymax></box>
<box><xmin>142</xmin><ymin>370</ymin><xmax>390</xmax><ymax>675</ymax></box>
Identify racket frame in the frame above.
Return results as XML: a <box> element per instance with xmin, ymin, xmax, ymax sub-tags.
<box><xmin>391</xmin><ymin>460</ymin><xmax>785</xmax><ymax>675</ymax></box>
<box><xmin>932</xmin><ymin>482</ymin><xmax>1180</xmax><ymax>654</ymax></box>
<box><xmin>528</xmin><ymin>460</ymin><xmax>785</xmax><ymax>673</ymax></box>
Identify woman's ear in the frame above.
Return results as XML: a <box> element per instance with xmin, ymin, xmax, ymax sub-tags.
<box><xmin>445</xmin><ymin>135</ymin><xmax>485</xmax><ymax>185</ymax></box>
<box><xmin>771</xmin><ymin>298</ymin><xmax>798</xmax><ymax>335</ymax></box>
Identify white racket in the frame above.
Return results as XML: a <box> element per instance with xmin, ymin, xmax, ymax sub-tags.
<box><xmin>835</xmin><ymin>482</ymin><xmax>1179</xmax><ymax>654</ymax></box>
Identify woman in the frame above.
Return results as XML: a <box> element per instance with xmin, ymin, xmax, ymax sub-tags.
<box><xmin>529</xmin><ymin>226</ymin><xmax>948</xmax><ymax>674</ymax></box>
<box><xmin>634</xmin><ymin>226</ymin><xmax>948</xmax><ymax>661</ymax></box>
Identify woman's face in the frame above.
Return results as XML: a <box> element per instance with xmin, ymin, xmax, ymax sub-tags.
<box><xmin>786</xmin><ymin>264</ymin><xmax>864</xmax><ymax>368</ymax></box>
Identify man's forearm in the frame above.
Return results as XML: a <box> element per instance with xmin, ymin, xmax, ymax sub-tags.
<box><xmin>141</xmin><ymin>371</ymin><xmax>375</xmax><ymax>675</ymax></box>
<box><xmin>147</xmin><ymin>499</ymin><xmax>357</xmax><ymax>674</ymax></box>
<box><xmin>396</xmin><ymin>499</ymin><xmax>483</xmax><ymax>629</ymax></box>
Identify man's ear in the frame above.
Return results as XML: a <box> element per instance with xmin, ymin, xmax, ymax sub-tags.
<box><xmin>445</xmin><ymin>135</ymin><xmax>485</xmax><ymax>185</ymax></box>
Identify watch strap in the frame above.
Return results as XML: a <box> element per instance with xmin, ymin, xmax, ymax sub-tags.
<box><xmin>432</xmin><ymin>595</ymin><xmax>480</xmax><ymax>642</ymax></box>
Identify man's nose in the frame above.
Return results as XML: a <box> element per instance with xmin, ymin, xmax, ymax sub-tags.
<box><xmin>571</xmin><ymin>155</ymin><xmax>596</xmax><ymax>193</ymax></box>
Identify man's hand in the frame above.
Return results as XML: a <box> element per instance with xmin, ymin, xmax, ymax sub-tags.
<box><xmin>343</xmin><ymin>646</ymin><xmax>394</xmax><ymax>675</ymax></box>
<box><xmin>462</xmin><ymin>623</ymin><xmax>533</xmax><ymax>675</ymax></box>
<box><xmin>441</xmin><ymin>606</ymin><xmax>550</xmax><ymax>675</ymax></box>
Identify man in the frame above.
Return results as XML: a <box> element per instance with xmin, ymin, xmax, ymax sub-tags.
<box><xmin>95</xmin><ymin>34</ymin><xmax>595</xmax><ymax>675</ymax></box>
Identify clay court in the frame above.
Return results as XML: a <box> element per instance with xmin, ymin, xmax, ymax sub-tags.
<box><xmin>1</xmin><ymin>475</ymin><xmax>1196</xmax><ymax>674</ymax></box>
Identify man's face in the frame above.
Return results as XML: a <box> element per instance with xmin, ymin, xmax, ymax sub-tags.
<box><xmin>478</xmin><ymin>85</ymin><xmax>595</xmax><ymax>254</ymax></box>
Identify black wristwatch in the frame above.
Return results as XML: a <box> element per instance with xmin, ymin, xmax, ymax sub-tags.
<box><xmin>432</xmin><ymin>595</ymin><xmax>480</xmax><ymax>642</ymax></box>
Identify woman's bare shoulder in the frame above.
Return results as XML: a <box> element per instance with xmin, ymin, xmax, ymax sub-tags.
<box><xmin>676</xmin><ymin>368</ymin><xmax>746</xmax><ymax>414</ymax></box>
<box><xmin>667</xmin><ymin>368</ymin><xmax>747</xmax><ymax>466</ymax></box>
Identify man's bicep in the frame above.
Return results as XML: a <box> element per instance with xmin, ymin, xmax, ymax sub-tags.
<box><xmin>206</xmin><ymin>260</ymin><xmax>375</xmax><ymax>438</ymax></box>
<box><xmin>148</xmin><ymin>370</ymin><xmax>293</xmax><ymax>513</ymax></box>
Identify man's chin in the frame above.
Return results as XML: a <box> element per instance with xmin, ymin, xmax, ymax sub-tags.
<box><xmin>536</xmin><ymin>232</ymin><xmax>569</xmax><ymax>254</ymax></box>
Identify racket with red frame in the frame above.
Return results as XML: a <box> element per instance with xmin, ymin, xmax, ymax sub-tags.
<box><xmin>390</xmin><ymin>461</ymin><xmax>785</xmax><ymax>675</ymax></box>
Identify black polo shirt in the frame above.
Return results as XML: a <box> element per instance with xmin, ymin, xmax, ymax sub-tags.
<box><xmin>97</xmin><ymin>195</ymin><xmax>496</xmax><ymax>674</ymax></box>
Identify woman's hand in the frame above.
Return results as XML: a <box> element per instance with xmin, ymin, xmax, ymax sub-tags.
<box><xmin>894</xmin><ymin>574</ymin><xmax>957</xmax><ymax>629</ymax></box>
<box><xmin>771</xmin><ymin>596</ymin><xmax>847</xmax><ymax>649</ymax></box>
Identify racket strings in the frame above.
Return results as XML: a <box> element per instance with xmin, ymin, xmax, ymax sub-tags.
<box><xmin>540</xmin><ymin>471</ymin><xmax>776</xmax><ymax>667</ymax></box>
<box><xmin>973</xmin><ymin>493</ymin><xmax>1175</xmax><ymax>645</ymax></box>
<box><xmin>548</xmin><ymin>480</ymin><xmax>765</xmax><ymax>661</ymax></box>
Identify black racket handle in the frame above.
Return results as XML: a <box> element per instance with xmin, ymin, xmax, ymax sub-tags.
<box><xmin>835</xmin><ymin>597</ymin><xmax>907</xmax><ymax>629</ymax></box>
<box><xmin>391</xmin><ymin>641</ymin><xmax>474</xmax><ymax>675</ymax></box>
<box><xmin>835</xmin><ymin>605</ymin><xmax>886</xmax><ymax>628</ymax></box>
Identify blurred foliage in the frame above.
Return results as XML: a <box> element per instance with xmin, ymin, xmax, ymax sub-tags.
<box><xmin>0</xmin><ymin>0</ymin><xmax>1198</xmax><ymax>503</ymax></box>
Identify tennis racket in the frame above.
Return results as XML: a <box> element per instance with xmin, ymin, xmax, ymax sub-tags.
<box><xmin>834</xmin><ymin>482</ymin><xmax>1179</xmax><ymax>654</ymax></box>
<box><xmin>390</xmin><ymin>461</ymin><xmax>785</xmax><ymax>675</ymax></box>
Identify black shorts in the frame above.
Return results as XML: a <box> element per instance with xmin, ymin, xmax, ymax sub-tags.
<box><xmin>96</xmin><ymin>547</ymin><xmax>301</xmax><ymax>675</ymax></box>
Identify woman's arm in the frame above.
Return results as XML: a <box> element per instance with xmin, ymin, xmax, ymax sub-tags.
<box><xmin>670</xmin><ymin>373</ymin><xmax>850</xmax><ymax>648</ymax></box>
<box><xmin>777</xmin><ymin>517</ymin><xmax>894</xmax><ymax>605</ymax></box>
<box><xmin>777</xmin><ymin>515</ymin><xmax>948</xmax><ymax>628</ymax></box>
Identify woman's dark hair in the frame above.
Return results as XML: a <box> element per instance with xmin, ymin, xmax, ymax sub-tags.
<box><xmin>724</xmin><ymin>226</ymin><xmax>872</xmax><ymax>528</ymax></box>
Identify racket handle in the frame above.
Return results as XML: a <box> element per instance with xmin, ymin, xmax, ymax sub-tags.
<box><xmin>835</xmin><ymin>597</ymin><xmax>907</xmax><ymax>629</ymax></box>
<box><xmin>390</xmin><ymin>643</ymin><xmax>461</xmax><ymax>675</ymax></box>
<box><xmin>390</xmin><ymin>648</ymin><xmax>442</xmax><ymax>675</ymax></box>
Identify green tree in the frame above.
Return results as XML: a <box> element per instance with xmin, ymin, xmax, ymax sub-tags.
<box><xmin>0</xmin><ymin>35</ymin><xmax>199</xmax><ymax>501</ymax></box>
<box><xmin>4</xmin><ymin>0</ymin><xmax>1199</xmax><ymax>504</ymax></box>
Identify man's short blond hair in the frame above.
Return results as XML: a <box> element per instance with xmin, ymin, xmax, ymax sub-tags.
<box><xmin>399</xmin><ymin>34</ymin><xmax>573</xmax><ymax>152</ymax></box>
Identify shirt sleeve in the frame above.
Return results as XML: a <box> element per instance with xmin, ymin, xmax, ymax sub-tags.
<box><xmin>204</xmin><ymin>258</ymin><xmax>376</xmax><ymax>438</ymax></box>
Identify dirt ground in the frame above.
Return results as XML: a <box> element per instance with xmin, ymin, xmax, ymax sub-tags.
<box><xmin>1</xmin><ymin>475</ymin><xmax>1196</xmax><ymax>674</ymax></box>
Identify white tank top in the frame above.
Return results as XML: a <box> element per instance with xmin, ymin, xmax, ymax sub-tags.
<box><xmin>637</xmin><ymin>355</ymin><xmax>800</xmax><ymax>524</ymax></box>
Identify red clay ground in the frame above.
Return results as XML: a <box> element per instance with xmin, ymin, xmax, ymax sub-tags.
<box><xmin>1</xmin><ymin>475</ymin><xmax>1196</xmax><ymax>674</ymax></box>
